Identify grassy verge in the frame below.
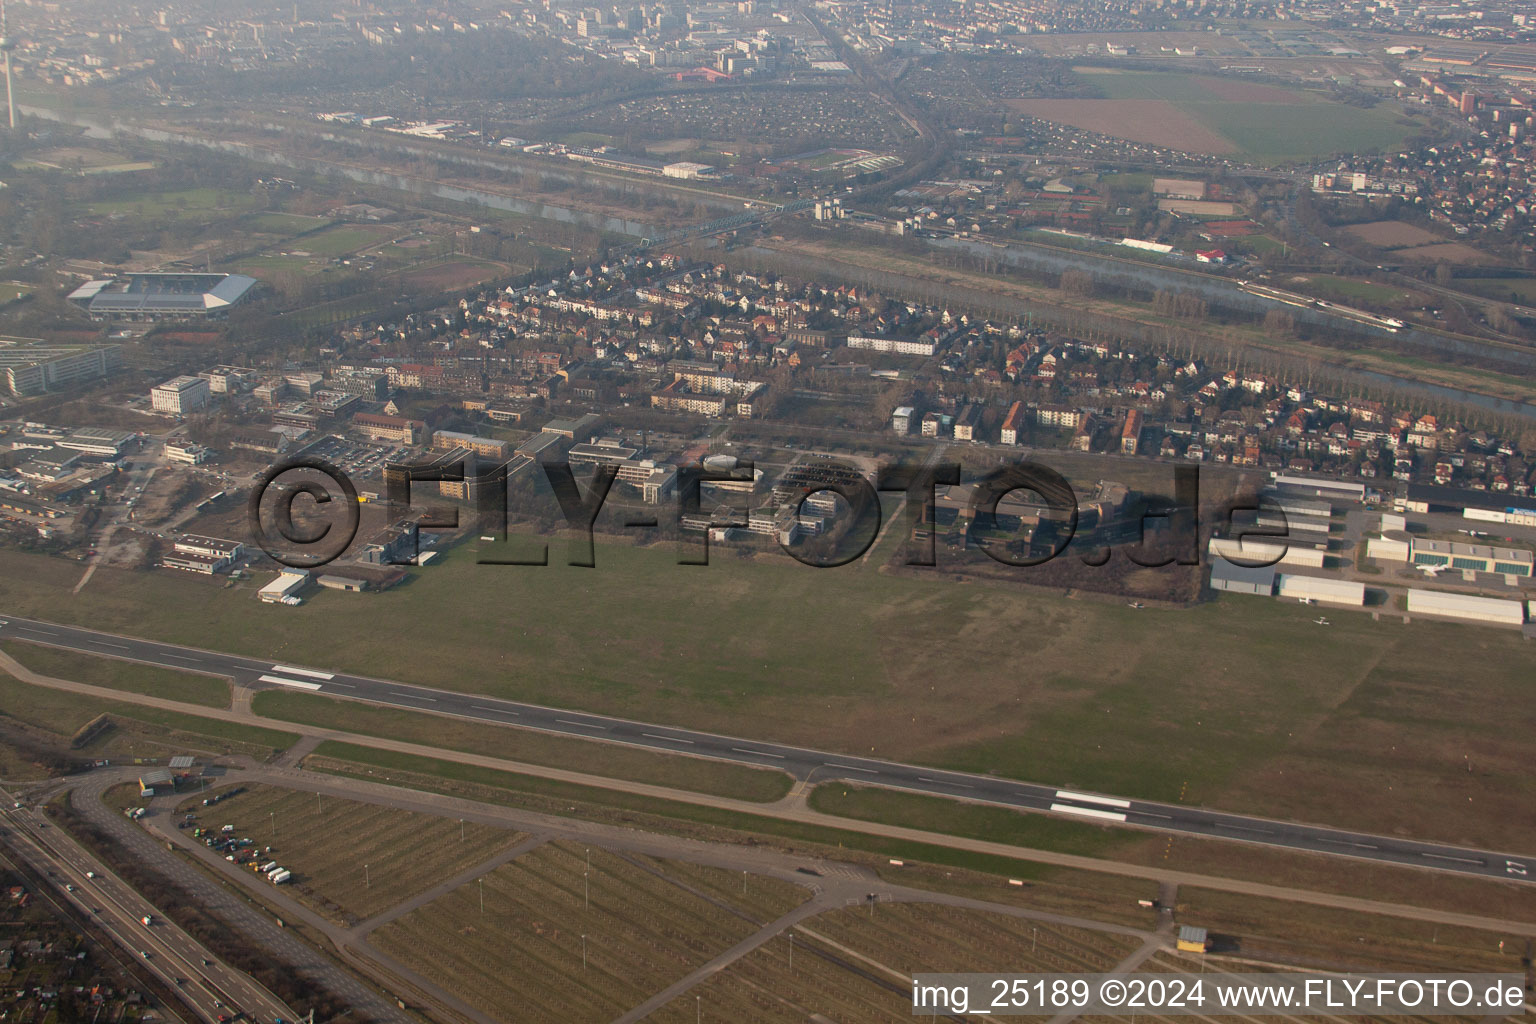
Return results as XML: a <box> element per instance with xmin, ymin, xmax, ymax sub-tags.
<box><xmin>1179</xmin><ymin>887</ymin><xmax>1526</xmax><ymax>973</ymax></box>
<box><xmin>251</xmin><ymin>690</ymin><xmax>791</xmax><ymax>802</ymax></box>
<box><xmin>0</xmin><ymin>673</ymin><xmax>296</xmax><ymax>760</ymax></box>
<box><xmin>3</xmin><ymin>641</ymin><xmax>231</xmax><ymax>708</ymax></box>
<box><xmin>304</xmin><ymin>743</ymin><xmax>1159</xmax><ymax>928</ymax></box>
<box><xmin>808</xmin><ymin>783</ymin><xmax>1137</xmax><ymax>857</ymax></box>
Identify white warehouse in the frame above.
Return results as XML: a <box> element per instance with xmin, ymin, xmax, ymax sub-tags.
<box><xmin>1209</xmin><ymin>537</ymin><xmax>1326</xmax><ymax>569</ymax></box>
<box><xmin>1405</xmin><ymin>589</ymin><xmax>1526</xmax><ymax>626</ymax></box>
<box><xmin>1276</xmin><ymin>573</ymin><xmax>1366</xmax><ymax>606</ymax></box>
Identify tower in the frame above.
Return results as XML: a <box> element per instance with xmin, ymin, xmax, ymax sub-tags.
<box><xmin>0</xmin><ymin>0</ymin><xmax>14</xmax><ymax>131</ymax></box>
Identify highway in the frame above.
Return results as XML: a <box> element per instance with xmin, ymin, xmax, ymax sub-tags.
<box><xmin>0</xmin><ymin>787</ymin><xmax>295</xmax><ymax>1024</ymax></box>
<box><xmin>2</xmin><ymin>612</ymin><xmax>1532</xmax><ymax>887</ymax></box>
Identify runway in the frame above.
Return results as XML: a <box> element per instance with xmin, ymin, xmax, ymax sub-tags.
<box><xmin>2</xmin><ymin>612</ymin><xmax>1530</xmax><ymax>886</ymax></box>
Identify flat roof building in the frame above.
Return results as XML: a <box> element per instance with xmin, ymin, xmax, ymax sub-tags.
<box><xmin>1209</xmin><ymin>561</ymin><xmax>1277</xmax><ymax>596</ymax></box>
<box><xmin>1276</xmin><ymin>573</ymin><xmax>1366</xmax><ymax>606</ymax></box>
<box><xmin>0</xmin><ymin>342</ymin><xmax>122</xmax><ymax>397</ymax></box>
<box><xmin>1406</xmin><ymin>588</ymin><xmax>1526</xmax><ymax>626</ymax></box>
<box><xmin>151</xmin><ymin>375</ymin><xmax>211</xmax><ymax>416</ymax></box>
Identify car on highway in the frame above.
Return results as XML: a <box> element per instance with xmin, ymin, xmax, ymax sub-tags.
<box><xmin>139</xmin><ymin>950</ymin><xmax>151</xmax><ymax>959</ymax></box>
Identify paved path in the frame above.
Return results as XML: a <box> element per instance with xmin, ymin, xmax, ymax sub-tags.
<box><xmin>6</xmin><ymin>649</ymin><xmax>1536</xmax><ymax>941</ymax></box>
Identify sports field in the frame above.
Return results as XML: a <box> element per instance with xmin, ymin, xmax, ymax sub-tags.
<box><xmin>3</xmin><ymin>544</ymin><xmax>1534</xmax><ymax>853</ymax></box>
<box><xmin>1009</xmin><ymin>72</ymin><xmax>1417</xmax><ymax>161</ymax></box>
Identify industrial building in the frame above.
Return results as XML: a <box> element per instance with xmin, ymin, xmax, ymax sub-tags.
<box><xmin>1209</xmin><ymin>561</ymin><xmax>1277</xmax><ymax>596</ymax></box>
<box><xmin>1406</xmin><ymin>588</ymin><xmax>1526</xmax><ymax>626</ymax></box>
<box><xmin>1276</xmin><ymin>573</ymin><xmax>1366</xmax><ymax>606</ymax></box>
<box><xmin>67</xmin><ymin>273</ymin><xmax>259</xmax><ymax>321</ymax></box>
<box><xmin>1208</xmin><ymin>536</ymin><xmax>1327</xmax><ymax>569</ymax></box>
<box><xmin>0</xmin><ymin>342</ymin><xmax>123</xmax><ymax>397</ymax></box>
<box><xmin>56</xmin><ymin>427</ymin><xmax>136</xmax><ymax>458</ymax></box>
<box><xmin>150</xmin><ymin>375</ymin><xmax>211</xmax><ymax>416</ymax></box>
<box><xmin>1368</xmin><ymin>535</ymin><xmax>1533</xmax><ymax>578</ymax></box>
<box><xmin>258</xmin><ymin>568</ymin><xmax>311</xmax><ymax>604</ymax></box>
<box><xmin>1396</xmin><ymin>483</ymin><xmax>1536</xmax><ymax>527</ymax></box>
<box><xmin>1270</xmin><ymin>474</ymin><xmax>1368</xmax><ymax>503</ymax></box>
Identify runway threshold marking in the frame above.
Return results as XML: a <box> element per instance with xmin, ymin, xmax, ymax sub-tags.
<box><xmin>272</xmin><ymin>665</ymin><xmax>334</xmax><ymax>680</ymax></box>
<box><xmin>1055</xmin><ymin>789</ymin><xmax>1132</xmax><ymax>809</ymax></box>
<box><xmin>1050</xmin><ymin>802</ymin><xmax>1128</xmax><ymax>823</ymax></box>
<box><xmin>257</xmin><ymin>675</ymin><xmax>322</xmax><ymax>690</ymax></box>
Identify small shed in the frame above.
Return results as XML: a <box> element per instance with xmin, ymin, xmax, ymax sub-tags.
<box><xmin>1177</xmin><ymin>925</ymin><xmax>1209</xmax><ymax>953</ymax></box>
<box><xmin>138</xmin><ymin>768</ymin><xmax>173</xmax><ymax>797</ymax></box>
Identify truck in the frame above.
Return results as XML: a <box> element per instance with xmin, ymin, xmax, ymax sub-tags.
<box><xmin>269</xmin><ymin>869</ymin><xmax>291</xmax><ymax>885</ymax></box>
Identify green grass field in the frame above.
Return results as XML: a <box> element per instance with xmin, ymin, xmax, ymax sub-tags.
<box><xmin>240</xmin><ymin>212</ymin><xmax>330</xmax><ymax>236</ymax></box>
<box><xmin>0</xmin><ymin>672</ymin><xmax>295</xmax><ymax>759</ymax></box>
<box><xmin>3</xmin><ymin>544</ymin><xmax>1535</xmax><ymax>852</ymax></box>
<box><xmin>290</xmin><ymin>225</ymin><xmax>396</xmax><ymax>258</ymax></box>
<box><xmin>82</xmin><ymin>187</ymin><xmax>259</xmax><ymax>223</ymax></box>
<box><xmin>250</xmin><ymin>689</ymin><xmax>792</xmax><ymax>801</ymax></box>
<box><xmin>3</xmin><ymin>641</ymin><xmax>230</xmax><ymax>707</ymax></box>
<box><xmin>0</xmin><ymin>282</ymin><xmax>33</xmax><ymax>304</ymax></box>
<box><xmin>1078</xmin><ymin>71</ymin><xmax>1416</xmax><ymax>161</ymax></box>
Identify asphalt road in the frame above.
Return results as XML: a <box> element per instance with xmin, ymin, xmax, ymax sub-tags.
<box><xmin>0</xmin><ymin>788</ymin><xmax>293</xmax><ymax>1024</ymax></box>
<box><xmin>3</xmin><ymin>612</ymin><xmax>1532</xmax><ymax>887</ymax></box>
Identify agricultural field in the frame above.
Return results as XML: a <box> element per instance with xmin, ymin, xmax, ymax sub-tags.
<box><xmin>176</xmin><ymin>784</ymin><xmax>525</xmax><ymax>925</ymax></box>
<box><xmin>1455</xmin><ymin>276</ymin><xmax>1536</xmax><ymax>304</ymax></box>
<box><xmin>1343</xmin><ymin>220</ymin><xmax>1444</xmax><ymax>248</ymax></box>
<box><xmin>1010</xmin><ymin>71</ymin><xmax>1418</xmax><ymax>161</ymax></box>
<box><xmin>391</xmin><ymin>257</ymin><xmax>512</xmax><ymax>292</ymax></box>
<box><xmin>10</xmin><ymin>147</ymin><xmax>156</xmax><ymax>174</ymax></box>
<box><xmin>643</xmin><ymin>903</ymin><xmax>1142</xmax><ymax>1022</ymax></box>
<box><xmin>370</xmin><ymin>841</ymin><xmax>811</xmax><ymax>1023</ymax></box>
<box><xmin>80</xmin><ymin>187</ymin><xmax>261</xmax><ymax>225</ymax></box>
<box><xmin>1280</xmin><ymin>273</ymin><xmax>1422</xmax><ymax>307</ymax></box>
<box><xmin>1392</xmin><ymin>242</ymin><xmax>1496</xmax><ymax>265</ymax></box>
